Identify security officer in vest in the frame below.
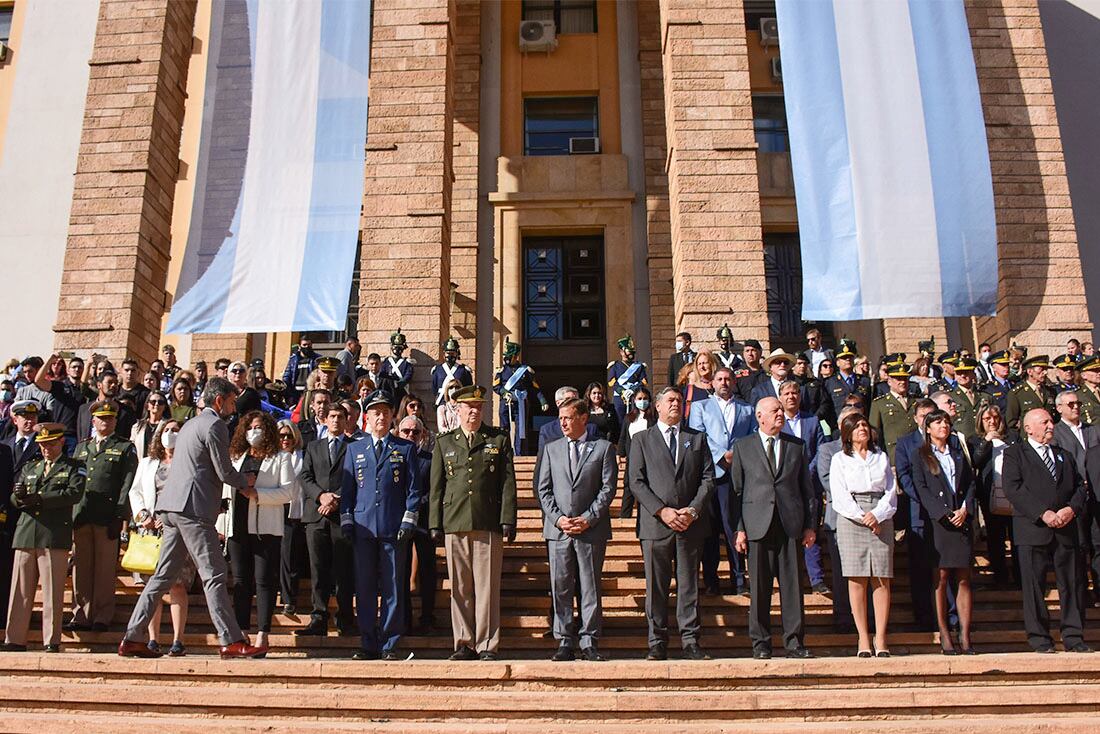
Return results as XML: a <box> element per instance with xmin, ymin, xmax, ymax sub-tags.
<box><xmin>430</xmin><ymin>385</ymin><xmax>517</xmax><ymax>661</ymax></box>
<box><xmin>1077</xmin><ymin>356</ymin><xmax>1100</xmax><ymax>426</ymax></box>
<box><xmin>868</xmin><ymin>362</ymin><xmax>917</xmax><ymax>465</ymax></box>
<box><xmin>715</xmin><ymin>324</ymin><xmax>745</xmax><ymax>372</ymax></box>
<box><xmin>607</xmin><ymin>334</ymin><xmax>648</xmax><ymax>425</ymax></box>
<box><xmin>982</xmin><ymin>349</ymin><xmax>1016</xmax><ymax>412</ymax></box>
<box><xmin>1050</xmin><ymin>354</ymin><xmax>1079</xmax><ymax>394</ymax></box>
<box><xmin>67</xmin><ymin>400</ymin><xmax>138</xmax><ymax>632</ymax></box>
<box><xmin>822</xmin><ymin>339</ymin><xmax>871</xmax><ymax>429</ymax></box>
<box><xmin>1</xmin><ymin>424</ymin><xmax>85</xmax><ymax>652</ymax></box>
<box><xmin>1006</xmin><ymin>355</ymin><xmax>1056</xmax><ymax>431</ymax></box>
<box><xmin>493</xmin><ymin>339</ymin><xmax>549</xmax><ymax>456</ymax></box>
<box><xmin>950</xmin><ymin>358</ymin><xmax>990</xmax><ymax>439</ymax></box>
<box><xmin>340</xmin><ymin>390</ymin><xmax>421</xmax><ymax>661</ymax></box>
<box><xmin>380</xmin><ymin>329</ymin><xmax>415</xmax><ymax>401</ymax></box>
<box><xmin>431</xmin><ymin>336</ymin><xmax>473</xmax><ymax>408</ymax></box>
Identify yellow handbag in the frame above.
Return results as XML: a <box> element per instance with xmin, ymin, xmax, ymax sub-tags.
<box><xmin>121</xmin><ymin>533</ymin><xmax>162</xmax><ymax>575</ymax></box>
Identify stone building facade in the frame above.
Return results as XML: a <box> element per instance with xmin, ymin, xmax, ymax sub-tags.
<box><xmin>0</xmin><ymin>0</ymin><xmax>1092</xmax><ymax>404</ymax></box>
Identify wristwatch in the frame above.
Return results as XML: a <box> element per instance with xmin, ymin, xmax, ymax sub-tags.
<box><xmin>135</xmin><ymin>509</ymin><xmax>151</xmax><ymax>524</ymax></box>
<box><xmin>684</xmin><ymin>507</ymin><xmax>699</xmax><ymax>520</ymax></box>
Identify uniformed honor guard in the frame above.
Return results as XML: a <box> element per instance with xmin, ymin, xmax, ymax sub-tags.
<box><xmin>981</xmin><ymin>350</ymin><xmax>1015</xmax><ymax>412</ymax></box>
<box><xmin>380</xmin><ymin>329</ymin><xmax>415</xmax><ymax>401</ymax></box>
<box><xmin>493</xmin><ymin>339</ymin><xmax>549</xmax><ymax>456</ymax></box>
<box><xmin>868</xmin><ymin>363</ymin><xmax>917</xmax><ymax>465</ymax></box>
<box><xmin>1050</xmin><ymin>354</ymin><xmax>1079</xmax><ymax>394</ymax></box>
<box><xmin>340</xmin><ymin>390</ymin><xmax>421</xmax><ymax>661</ymax></box>
<box><xmin>1</xmin><ymin>424</ymin><xmax>85</xmax><ymax>652</ymax></box>
<box><xmin>715</xmin><ymin>324</ymin><xmax>745</xmax><ymax>372</ymax></box>
<box><xmin>607</xmin><ymin>335</ymin><xmax>648</xmax><ymax>425</ymax></box>
<box><xmin>950</xmin><ymin>358</ymin><xmax>990</xmax><ymax>439</ymax></box>
<box><xmin>1006</xmin><ymin>355</ymin><xmax>1056</xmax><ymax>431</ymax></box>
<box><xmin>429</xmin><ymin>385</ymin><xmax>517</xmax><ymax>661</ymax></box>
<box><xmin>918</xmin><ymin>337</ymin><xmax>942</xmax><ymax>380</ymax></box>
<box><xmin>431</xmin><ymin>337</ymin><xmax>473</xmax><ymax>408</ymax></box>
<box><xmin>1077</xmin><ymin>356</ymin><xmax>1100</xmax><ymax>425</ymax></box>
<box><xmin>67</xmin><ymin>401</ymin><xmax>138</xmax><ymax>632</ymax></box>
<box><xmin>823</xmin><ymin>339</ymin><xmax>871</xmax><ymax>428</ymax></box>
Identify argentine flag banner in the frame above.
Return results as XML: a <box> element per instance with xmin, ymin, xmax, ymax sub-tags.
<box><xmin>775</xmin><ymin>0</ymin><xmax>997</xmax><ymax>321</ymax></box>
<box><xmin>167</xmin><ymin>0</ymin><xmax>371</xmax><ymax>334</ymax></box>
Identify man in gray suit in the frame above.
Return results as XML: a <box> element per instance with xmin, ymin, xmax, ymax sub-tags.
<box><xmin>730</xmin><ymin>396</ymin><xmax>816</xmax><ymax>659</ymax></box>
<box><xmin>118</xmin><ymin>378</ymin><xmax>265</xmax><ymax>659</ymax></box>
<box><xmin>536</xmin><ymin>398</ymin><xmax>617</xmax><ymax>662</ymax></box>
<box><xmin>1052</xmin><ymin>390</ymin><xmax>1100</xmax><ymax>597</ymax></box>
<box><xmin>629</xmin><ymin>386</ymin><xmax>715</xmax><ymax>661</ymax></box>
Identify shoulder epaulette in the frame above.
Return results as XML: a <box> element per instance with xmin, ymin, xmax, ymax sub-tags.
<box><xmin>607</xmin><ymin>362</ymin><xmax>615</xmax><ymax>369</ymax></box>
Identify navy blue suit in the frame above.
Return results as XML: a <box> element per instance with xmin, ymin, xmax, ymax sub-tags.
<box><xmin>341</xmin><ymin>434</ymin><xmax>421</xmax><ymax>653</ymax></box>
<box><xmin>430</xmin><ymin>362</ymin><xmax>472</xmax><ymax>406</ymax></box>
<box><xmin>781</xmin><ymin>413</ymin><xmax>827</xmax><ymax>587</ymax></box>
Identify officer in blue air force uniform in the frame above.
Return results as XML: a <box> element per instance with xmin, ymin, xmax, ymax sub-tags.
<box><xmin>607</xmin><ymin>334</ymin><xmax>648</xmax><ymax>425</ymax></box>
<box><xmin>431</xmin><ymin>336</ymin><xmax>473</xmax><ymax>408</ymax></box>
<box><xmin>340</xmin><ymin>390</ymin><xmax>421</xmax><ymax>661</ymax></box>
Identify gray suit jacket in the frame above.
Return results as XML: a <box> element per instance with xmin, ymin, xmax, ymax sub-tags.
<box><xmin>628</xmin><ymin>423</ymin><xmax>715</xmax><ymax>541</ymax></box>
<box><xmin>729</xmin><ymin>431</ymin><xmax>816</xmax><ymax>541</ymax></box>
<box><xmin>536</xmin><ymin>436</ymin><xmax>617</xmax><ymax>541</ymax></box>
<box><xmin>1052</xmin><ymin>421</ymin><xmax>1098</xmax><ymax>485</ymax></box>
<box><xmin>815</xmin><ymin>437</ymin><xmax>843</xmax><ymax>530</ymax></box>
<box><xmin>155</xmin><ymin>407</ymin><xmax>247</xmax><ymax>521</ymax></box>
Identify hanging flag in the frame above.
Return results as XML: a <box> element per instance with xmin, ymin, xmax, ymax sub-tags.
<box><xmin>167</xmin><ymin>0</ymin><xmax>371</xmax><ymax>334</ymax></box>
<box><xmin>774</xmin><ymin>0</ymin><xmax>997</xmax><ymax>321</ymax></box>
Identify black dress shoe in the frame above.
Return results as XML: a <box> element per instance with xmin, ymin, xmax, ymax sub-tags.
<box><xmin>682</xmin><ymin>643</ymin><xmax>712</xmax><ymax>661</ymax></box>
<box><xmin>381</xmin><ymin>649</ymin><xmax>402</xmax><ymax>661</ymax></box>
<box><xmin>352</xmin><ymin>649</ymin><xmax>380</xmax><ymax>660</ymax></box>
<box><xmin>1066</xmin><ymin>642</ymin><xmax>1095</xmax><ymax>653</ymax></box>
<box><xmin>581</xmin><ymin>646</ymin><xmax>606</xmax><ymax>662</ymax></box>
<box><xmin>0</xmin><ymin>642</ymin><xmax>27</xmax><ymax>652</ymax></box>
<box><xmin>63</xmin><ymin>621</ymin><xmax>91</xmax><ymax>633</ymax></box>
<box><xmin>703</xmin><ymin>584</ymin><xmax>721</xmax><ymax>596</ymax></box>
<box><xmin>959</xmin><ymin>647</ymin><xmax>978</xmax><ymax>656</ymax></box>
<box><xmin>294</xmin><ymin>621</ymin><xmax>329</xmax><ymax>637</ymax></box>
<box><xmin>449</xmin><ymin>646</ymin><xmax>478</xmax><ymax>661</ymax></box>
<box><xmin>282</xmin><ymin>604</ymin><xmax>298</xmax><ymax>616</ymax></box>
<box><xmin>811</xmin><ymin>583</ymin><xmax>831</xmax><ymax>595</ymax></box>
<box><xmin>551</xmin><ymin>644</ymin><xmax>575</xmax><ymax>662</ymax></box>
<box><xmin>646</xmin><ymin>643</ymin><xmax>668</xmax><ymax>661</ymax></box>
<box><xmin>1034</xmin><ymin>643</ymin><xmax>1056</xmax><ymax>654</ymax></box>
<box><xmin>753</xmin><ymin>648</ymin><xmax>772</xmax><ymax>660</ymax></box>
<box><xmin>941</xmin><ymin>647</ymin><xmax>958</xmax><ymax>656</ymax></box>
<box><xmin>788</xmin><ymin>646</ymin><xmax>814</xmax><ymax>659</ymax></box>
<box><xmin>479</xmin><ymin>650</ymin><xmax>499</xmax><ymax>661</ymax></box>
<box><xmin>43</xmin><ymin>644</ymin><xmax>61</xmax><ymax>653</ymax></box>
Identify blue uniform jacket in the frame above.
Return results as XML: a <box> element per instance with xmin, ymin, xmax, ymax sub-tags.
<box><xmin>340</xmin><ymin>434</ymin><xmax>421</xmax><ymax>539</ymax></box>
<box><xmin>686</xmin><ymin>395</ymin><xmax>757</xmax><ymax>479</ymax></box>
<box><xmin>380</xmin><ymin>356</ymin><xmax>414</xmax><ymax>391</ymax></box>
<box><xmin>431</xmin><ymin>362</ymin><xmax>473</xmax><ymax>405</ymax></box>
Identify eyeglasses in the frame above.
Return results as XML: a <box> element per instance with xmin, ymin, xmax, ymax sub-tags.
<box><xmin>147</xmin><ymin>400</ymin><xmax>166</xmax><ymax>406</ymax></box>
<box><xmin>398</xmin><ymin>428</ymin><xmax>421</xmax><ymax>436</ymax></box>
<box><xmin>1064</xmin><ymin>401</ymin><xmax>1081</xmax><ymax>408</ymax></box>
<box><xmin>230</xmin><ymin>368</ymin><xmax>246</xmax><ymax>374</ymax></box>
<box><xmin>278</xmin><ymin>433</ymin><xmax>294</xmax><ymax>441</ymax></box>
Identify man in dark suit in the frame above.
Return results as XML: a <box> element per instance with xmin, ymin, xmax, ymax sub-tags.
<box><xmin>1085</xmin><ymin>444</ymin><xmax>1100</xmax><ymax>608</ymax></box>
<box><xmin>1002</xmin><ymin>408</ymin><xmax>1091</xmax><ymax>653</ymax></box>
<box><xmin>0</xmin><ymin>440</ymin><xmax>15</xmax><ymax>624</ymax></box>
<box><xmin>1052</xmin><ymin>391</ymin><xmax>1100</xmax><ymax>604</ymax></box>
<box><xmin>730</xmin><ymin>396</ymin><xmax>816</xmax><ymax>659</ymax></box>
<box><xmin>297</xmin><ymin>389</ymin><xmax>332</xmax><ymax>446</ymax></box>
<box><xmin>628</xmin><ymin>386</ymin><xmax>715</xmax><ymax>661</ymax></box>
<box><xmin>667</xmin><ymin>332</ymin><xmax>695</xmax><ymax>387</ymax></box>
<box><xmin>296</xmin><ymin>404</ymin><xmax>356</xmax><ymax>637</ymax></box>
<box><xmin>777</xmin><ymin>380</ymin><xmax>828</xmax><ymax>595</ymax></box>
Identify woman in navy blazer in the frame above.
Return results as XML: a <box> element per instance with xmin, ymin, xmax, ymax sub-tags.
<box><xmin>910</xmin><ymin>409</ymin><xmax>977</xmax><ymax>655</ymax></box>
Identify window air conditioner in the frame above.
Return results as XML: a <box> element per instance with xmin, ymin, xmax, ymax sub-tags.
<box><xmin>519</xmin><ymin>20</ymin><xmax>558</xmax><ymax>53</ymax></box>
<box><xmin>569</xmin><ymin>137</ymin><xmax>600</xmax><ymax>155</ymax></box>
<box><xmin>770</xmin><ymin>57</ymin><xmax>782</xmax><ymax>83</ymax></box>
<box><xmin>760</xmin><ymin>17</ymin><xmax>779</xmax><ymax>46</ymax></box>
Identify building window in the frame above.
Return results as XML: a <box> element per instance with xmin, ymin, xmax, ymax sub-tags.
<box><xmin>522</xmin><ymin>0</ymin><xmax>597</xmax><ymax>34</ymax></box>
<box><xmin>0</xmin><ymin>6</ymin><xmax>13</xmax><ymax>44</ymax></box>
<box><xmin>753</xmin><ymin>95</ymin><xmax>789</xmax><ymax>153</ymax></box>
<box><xmin>524</xmin><ymin>97</ymin><xmax>599</xmax><ymax>156</ymax></box>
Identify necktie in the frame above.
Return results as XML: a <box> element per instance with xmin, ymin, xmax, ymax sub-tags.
<box><xmin>16</xmin><ymin>437</ymin><xmax>26</xmax><ymax>456</ymax></box>
<box><xmin>766</xmin><ymin>436</ymin><xmax>777</xmax><ymax>474</ymax></box>
<box><xmin>329</xmin><ymin>438</ymin><xmax>340</xmax><ymax>466</ymax></box>
<box><xmin>1042</xmin><ymin>445</ymin><xmax>1056</xmax><ymax>478</ymax></box>
<box><xmin>374</xmin><ymin>439</ymin><xmax>384</xmax><ymax>461</ymax></box>
<box><xmin>846</xmin><ymin>374</ymin><xmax>854</xmax><ymax>389</ymax></box>
<box><xmin>667</xmin><ymin>427</ymin><xmax>677</xmax><ymax>463</ymax></box>
<box><xmin>570</xmin><ymin>440</ymin><xmax>580</xmax><ymax>478</ymax></box>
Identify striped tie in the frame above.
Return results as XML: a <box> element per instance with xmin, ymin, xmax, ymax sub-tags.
<box><xmin>1042</xmin><ymin>445</ymin><xmax>1056</xmax><ymax>478</ymax></box>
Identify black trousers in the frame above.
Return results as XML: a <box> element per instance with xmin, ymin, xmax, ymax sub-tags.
<box><xmin>906</xmin><ymin>525</ymin><xmax>937</xmax><ymax>628</ymax></box>
<box><xmin>1079</xmin><ymin>495</ymin><xmax>1100</xmax><ymax>594</ymax></box>
<box><xmin>304</xmin><ymin>519</ymin><xmax>355</xmax><ymax>627</ymax></box>
<box><xmin>1018</xmin><ymin>540</ymin><xmax>1085</xmax><ymax>650</ymax></box>
<box><xmin>227</xmin><ymin>533</ymin><xmax>281</xmax><ymax>633</ymax></box>
<box><xmin>280</xmin><ymin>517</ymin><xmax>308</xmax><ymax>608</ymax></box>
<box><xmin>402</xmin><ymin>528</ymin><xmax>438</xmax><ymax>628</ymax></box>
<box><xmin>0</xmin><ymin>532</ymin><xmax>13</xmax><ymax>625</ymax></box>
<box><xmin>823</xmin><ymin>527</ymin><xmax>853</xmax><ymax>629</ymax></box>
<box><xmin>702</xmin><ymin>479</ymin><xmax>746</xmax><ymax>591</ymax></box>
<box><xmin>641</xmin><ymin>534</ymin><xmax>702</xmax><ymax>648</ymax></box>
<box><xmin>747</xmin><ymin>513</ymin><xmax>804</xmax><ymax>652</ymax></box>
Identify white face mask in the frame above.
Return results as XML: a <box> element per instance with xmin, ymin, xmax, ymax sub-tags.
<box><xmin>980</xmin><ymin>351</ymin><xmax>990</xmax><ymax>361</ymax></box>
<box><xmin>635</xmin><ymin>399</ymin><xmax>650</xmax><ymax>411</ymax></box>
<box><xmin>160</xmin><ymin>430</ymin><xmax>179</xmax><ymax>450</ymax></box>
<box><xmin>675</xmin><ymin>340</ymin><xmax>685</xmax><ymax>353</ymax></box>
<box><xmin>246</xmin><ymin>428</ymin><xmax>265</xmax><ymax>447</ymax></box>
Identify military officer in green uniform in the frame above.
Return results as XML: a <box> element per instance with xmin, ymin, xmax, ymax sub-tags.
<box><xmin>1050</xmin><ymin>354</ymin><xmax>1079</xmax><ymax>394</ymax></box>
<box><xmin>429</xmin><ymin>385</ymin><xmax>517</xmax><ymax>661</ymax></box>
<box><xmin>67</xmin><ymin>400</ymin><xmax>138</xmax><ymax>632</ymax></box>
<box><xmin>868</xmin><ymin>362</ymin><xmax>917</xmax><ymax>464</ymax></box>
<box><xmin>1005</xmin><ymin>355</ymin><xmax>1056</xmax><ymax>431</ymax></box>
<box><xmin>949</xmin><ymin>358</ymin><xmax>990</xmax><ymax>440</ymax></box>
<box><xmin>1077</xmin><ymin>356</ymin><xmax>1100</xmax><ymax>426</ymax></box>
<box><xmin>1</xmin><ymin>424</ymin><xmax>85</xmax><ymax>652</ymax></box>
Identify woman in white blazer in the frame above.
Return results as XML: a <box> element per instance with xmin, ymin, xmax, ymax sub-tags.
<box><xmin>276</xmin><ymin>419</ymin><xmax>306</xmax><ymax>615</ymax></box>
<box><xmin>128</xmin><ymin>419</ymin><xmax>194</xmax><ymax>656</ymax></box>
<box><xmin>220</xmin><ymin>410</ymin><xmax>296</xmax><ymax>650</ymax></box>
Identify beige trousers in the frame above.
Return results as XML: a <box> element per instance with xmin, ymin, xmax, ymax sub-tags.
<box><xmin>72</xmin><ymin>523</ymin><xmax>119</xmax><ymax>627</ymax></box>
<box><xmin>444</xmin><ymin>530</ymin><xmax>503</xmax><ymax>653</ymax></box>
<box><xmin>5</xmin><ymin>548</ymin><xmax>68</xmax><ymax>646</ymax></box>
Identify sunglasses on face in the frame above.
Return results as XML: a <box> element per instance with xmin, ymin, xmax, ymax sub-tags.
<box><xmin>230</xmin><ymin>368</ymin><xmax>246</xmax><ymax>374</ymax></box>
<box><xmin>1065</xmin><ymin>401</ymin><xmax>1081</xmax><ymax>408</ymax></box>
<box><xmin>278</xmin><ymin>433</ymin><xmax>294</xmax><ymax>440</ymax></box>
<box><xmin>147</xmin><ymin>400</ymin><xmax>166</xmax><ymax>406</ymax></box>
<box><xmin>398</xmin><ymin>428</ymin><xmax>421</xmax><ymax>436</ymax></box>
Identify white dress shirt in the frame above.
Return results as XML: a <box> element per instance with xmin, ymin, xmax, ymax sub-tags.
<box><xmin>784</xmin><ymin>413</ymin><xmax>802</xmax><ymax>439</ymax></box>
<box><xmin>828</xmin><ymin>449</ymin><xmax>897</xmax><ymax>523</ymax></box>
<box><xmin>628</xmin><ymin>414</ymin><xmax>650</xmax><ymax>437</ymax></box>
<box><xmin>1065</xmin><ymin>420</ymin><xmax>1085</xmax><ymax>449</ymax></box>
<box><xmin>757</xmin><ymin>430</ymin><xmax>781</xmax><ymax>470</ymax></box>
<box><xmin>714</xmin><ymin>394</ymin><xmax>739</xmax><ymax>436</ymax></box>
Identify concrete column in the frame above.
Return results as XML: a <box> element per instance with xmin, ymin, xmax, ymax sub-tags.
<box><xmin>53</xmin><ymin>0</ymin><xmax>197</xmax><ymax>365</ymax></box>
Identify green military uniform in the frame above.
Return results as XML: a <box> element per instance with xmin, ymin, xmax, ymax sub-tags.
<box><xmin>12</xmin><ymin>455</ymin><xmax>86</xmax><ymax>550</ymax></box>
<box><xmin>1005</xmin><ymin>356</ymin><xmax>1056</xmax><ymax>431</ymax></box>
<box><xmin>72</xmin><ymin>434</ymin><xmax>138</xmax><ymax>527</ymax></box>
<box><xmin>1078</xmin><ymin>356</ymin><xmax>1100</xmax><ymax>425</ymax></box>
<box><xmin>429</xmin><ymin>385</ymin><xmax>517</xmax><ymax>659</ymax></box>
<box><xmin>868</xmin><ymin>391</ymin><xmax>916</xmax><ymax>464</ymax></box>
<box><xmin>949</xmin><ymin>358</ymin><xmax>990</xmax><ymax>440</ymax></box>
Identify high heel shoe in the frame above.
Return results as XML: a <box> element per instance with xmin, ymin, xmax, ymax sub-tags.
<box><xmin>857</xmin><ymin>649</ymin><xmax>873</xmax><ymax>658</ymax></box>
<box><xmin>940</xmin><ymin>646</ymin><xmax>958</xmax><ymax>656</ymax></box>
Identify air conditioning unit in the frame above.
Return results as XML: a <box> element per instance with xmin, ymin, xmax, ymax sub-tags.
<box><xmin>770</xmin><ymin>56</ymin><xmax>782</xmax><ymax>83</ymax></box>
<box><xmin>569</xmin><ymin>137</ymin><xmax>600</xmax><ymax>155</ymax></box>
<box><xmin>519</xmin><ymin>20</ymin><xmax>558</xmax><ymax>53</ymax></box>
<box><xmin>0</xmin><ymin>41</ymin><xmax>8</xmax><ymax>62</ymax></box>
<box><xmin>760</xmin><ymin>17</ymin><xmax>779</xmax><ymax>46</ymax></box>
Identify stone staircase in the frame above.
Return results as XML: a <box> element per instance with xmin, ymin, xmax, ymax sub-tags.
<box><xmin>1</xmin><ymin>455</ymin><xmax>1098</xmax><ymax>730</ymax></box>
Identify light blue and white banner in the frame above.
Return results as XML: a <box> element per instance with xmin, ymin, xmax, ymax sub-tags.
<box><xmin>168</xmin><ymin>0</ymin><xmax>371</xmax><ymax>334</ymax></box>
<box><xmin>775</xmin><ymin>0</ymin><xmax>997</xmax><ymax>321</ymax></box>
